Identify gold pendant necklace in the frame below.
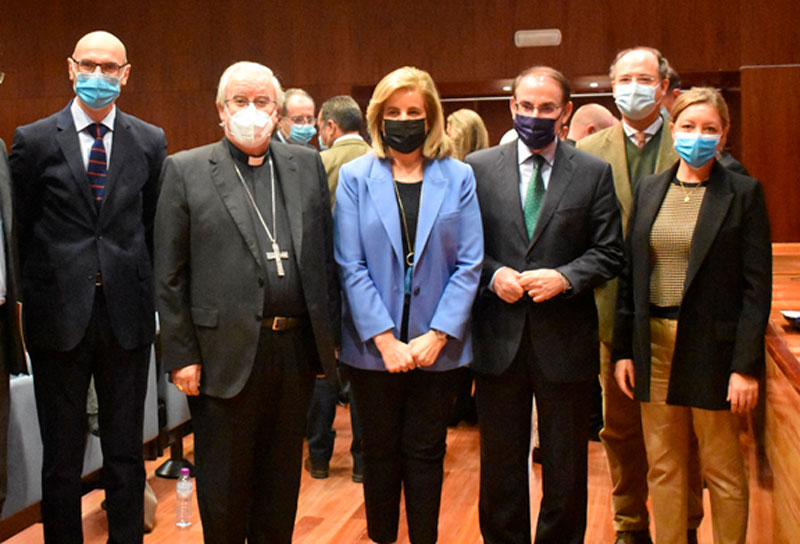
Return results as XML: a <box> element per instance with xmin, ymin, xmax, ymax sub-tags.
<box><xmin>676</xmin><ymin>178</ymin><xmax>703</xmax><ymax>203</ymax></box>
<box><xmin>393</xmin><ymin>180</ymin><xmax>417</xmax><ymax>266</ymax></box>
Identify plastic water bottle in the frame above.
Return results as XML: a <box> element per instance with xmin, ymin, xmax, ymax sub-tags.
<box><xmin>175</xmin><ymin>467</ymin><xmax>193</xmax><ymax>528</ymax></box>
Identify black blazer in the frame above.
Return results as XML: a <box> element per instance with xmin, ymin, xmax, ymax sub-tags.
<box><xmin>154</xmin><ymin>139</ymin><xmax>340</xmax><ymax>399</ymax></box>
<box><xmin>9</xmin><ymin>103</ymin><xmax>166</xmax><ymax>352</ymax></box>
<box><xmin>0</xmin><ymin>139</ymin><xmax>26</xmax><ymax>375</ymax></box>
<box><xmin>612</xmin><ymin>161</ymin><xmax>772</xmax><ymax>410</ymax></box>
<box><xmin>466</xmin><ymin>141</ymin><xmax>624</xmax><ymax>382</ymax></box>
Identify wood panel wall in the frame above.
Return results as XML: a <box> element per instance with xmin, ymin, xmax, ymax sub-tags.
<box><xmin>0</xmin><ymin>0</ymin><xmax>797</xmax><ymax>238</ymax></box>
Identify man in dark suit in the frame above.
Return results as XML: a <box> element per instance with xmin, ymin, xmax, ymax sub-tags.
<box><xmin>466</xmin><ymin>66</ymin><xmax>624</xmax><ymax>544</ymax></box>
<box><xmin>155</xmin><ymin>61</ymin><xmax>339</xmax><ymax>544</ymax></box>
<box><xmin>9</xmin><ymin>31</ymin><xmax>166</xmax><ymax>543</ymax></box>
<box><xmin>0</xmin><ymin>134</ymin><xmax>28</xmax><ymax>514</ymax></box>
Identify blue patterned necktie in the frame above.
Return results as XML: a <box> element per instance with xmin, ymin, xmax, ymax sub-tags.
<box><xmin>86</xmin><ymin>123</ymin><xmax>110</xmax><ymax>207</ymax></box>
<box><xmin>523</xmin><ymin>154</ymin><xmax>545</xmax><ymax>237</ymax></box>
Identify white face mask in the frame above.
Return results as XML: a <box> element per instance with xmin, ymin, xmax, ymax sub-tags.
<box><xmin>614</xmin><ymin>82</ymin><xmax>658</xmax><ymax>121</ymax></box>
<box><xmin>226</xmin><ymin>103</ymin><xmax>273</xmax><ymax>148</ymax></box>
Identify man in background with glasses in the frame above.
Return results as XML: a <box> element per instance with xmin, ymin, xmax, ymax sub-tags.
<box><xmin>275</xmin><ymin>87</ymin><xmax>318</xmax><ymax>147</ymax></box>
<box><xmin>9</xmin><ymin>30</ymin><xmax>166</xmax><ymax>543</ymax></box>
<box><xmin>155</xmin><ymin>61</ymin><xmax>339</xmax><ymax>543</ymax></box>
<box><xmin>0</xmin><ymin>68</ymin><xmax>28</xmax><ymax>517</ymax></box>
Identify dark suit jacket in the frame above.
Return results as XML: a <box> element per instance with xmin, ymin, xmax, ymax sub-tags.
<box><xmin>466</xmin><ymin>141</ymin><xmax>624</xmax><ymax>382</ymax></box>
<box><xmin>0</xmin><ymin>140</ymin><xmax>26</xmax><ymax>375</ymax></box>
<box><xmin>612</xmin><ymin>161</ymin><xmax>772</xmax><ymax>410</ymax></box>
<box><xmin>9</xmin><ymin>103</ymin><xmax>166</xmax><ymax>352</ymax></box>
<box><xmin>155</xmin><ymin>139</ymin><xmax>340</xmax><ymax>399</ymax></box>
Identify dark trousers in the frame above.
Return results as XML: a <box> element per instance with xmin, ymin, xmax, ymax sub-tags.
<box><xmin>475</xmin><ymin>329</ymin><xmax>592</xmax><ymax>544</ymax></box>
<box><xmin>306</xmin><ymin>374</ymin><xmax>363</xmax><ymax>470</ymax></box>
<box><xmin>347</xmin><ymin>366</ymin><xmax>458</xmax><ymax>544</ymax></box>
<box><xmin>188</xmin><ymin>326</ymin><xmax>315</xmax><ymax>544</ymax></box>
<box><xmin>30</xmin><ymin>290</ymin><xmax>150</xmax><ymax>544</ymax></box>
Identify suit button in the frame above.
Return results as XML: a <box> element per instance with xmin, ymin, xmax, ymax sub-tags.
<box><xmin>88</xmin><ymin>275</ymin><xmax>94</xmax><ymax>281</ymax></box>
<box><xmin>413</xmin><ymin>287</ymin><xmax>420</xmax><ymax>296</ymax></box>
<box><xmin>258</xmin><ymin>278</ymin><xmax>264</xmax><ymax>287</ymax></box>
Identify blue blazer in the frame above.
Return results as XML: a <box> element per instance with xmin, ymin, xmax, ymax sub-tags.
<box><xmin>334</xmin><ymin>153</ymin><xmax>483</xmax><ymax>371</ymax></box>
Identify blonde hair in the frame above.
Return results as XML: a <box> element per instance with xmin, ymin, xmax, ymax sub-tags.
<box><xmin>366</xmin><ymin>66</ymin><xmax>451</xmax><ymax>159</ymax></box>
<box><xmin>447</xmin><ymin>109</ymin><xmax>489</xmax><ymax>161</ymax></box>
<box><xmin>670</xmin><ymin>86</ymin><xmax>729</xmax><ymax>129</ymax></box>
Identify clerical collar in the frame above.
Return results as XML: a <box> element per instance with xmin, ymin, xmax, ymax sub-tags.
<box><xmin>225</xmin><ymin>137</ymin><xmax>270</xmax><ymax>167</ymax></box>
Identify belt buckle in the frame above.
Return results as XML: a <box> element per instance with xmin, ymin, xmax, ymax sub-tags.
<box><xmin>272</xmin><ymin>316</ymin><xmax>286</xmax><ymax>331</ymax></box>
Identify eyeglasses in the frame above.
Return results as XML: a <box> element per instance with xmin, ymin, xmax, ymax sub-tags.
<box><xmin>70</xmin><ymin>57</ymin><xmax>128</xmax><ymax>76</ymax></box>
<box><xmin>225</xmin><ymin>95</ymin><xmax>277</xmax><ymax>112</ymax></box>
<box><xmin>285</xmin><ymin>115</ymin><xmax>316</xmax><ymax>126</ymax></box>
<box><xmin>514</xmin><ymin>102</ymin><xmax>563</xmax><ymax>117</ymax></box>
<box><xmin>614</xmin><ymin>75</ymin><xmax>658</xmax><ymax>85</ymax></box>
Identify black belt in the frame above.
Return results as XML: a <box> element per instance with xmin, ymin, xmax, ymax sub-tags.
<box><xmin>650</xmin><ymin>305</ymin><xmax>680</xmax><ymax>319</ymax></box>
<box><xmin>262</xmin><ymin>316</ymin><xmax>307</xmax><ymax>331</ymax></box>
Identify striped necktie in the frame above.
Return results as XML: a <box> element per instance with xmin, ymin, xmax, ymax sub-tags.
<box><xmin>87</xmin><ymin>123</ymin><xmax>110</xmax><ymax>206</ymax></box>
<box><xmin>523</xmin><ymin>154</ymin><xmax>545</xmax><ymax>237</ymax></box>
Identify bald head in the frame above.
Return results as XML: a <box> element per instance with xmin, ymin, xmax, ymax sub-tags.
<box><xmin>567</xmin><ymin>103</ymin><xmax>619</xmax><ymax>142</ymax></box>
<box><xmin>73</xmin><ymin>31</ymin><xmax>127</xmax><ymax>64</ymax></box>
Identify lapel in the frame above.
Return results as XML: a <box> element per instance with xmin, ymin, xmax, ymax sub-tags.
<box><xmin>528</xmin><ymin>141</ymin><xmax>574</xmax><ymax>251</ymax></box>
<box><xmin>684</xmin><ymin>163</ymin><xmax>734</xmax><ymax>294</ymax></box>
<box><xmin>0</xmin><ymin>140</ymin><xmax>13</xmax><ymax>243</ymax></box>
<box><xmin>414</xmin><ymin>159</ymin><xmax>447</xmax><ymax>262</ymax></box>
<box><xmin>55</xmin><ymin>105</ymin><xmax>97</xmax><ymax>216</ymax></box>
<box><xmin>365</xmin><ymin>157</ymin><xmax>404</xmax><ymax>264</ymax></box>
<box><xmin>654</xmin><ymin>116</ymin><xmax>679</xmax><ymax>174</ymax></box>
<box><xmin>208</xmin><ymin>140</ymin><xmax>262</xmax><ymax>265</ymax></box>
<box><xmin>270</xmin><ymin>141</ymin><xmax>304</xmax><ymax>262</ymax></box>
<box><xmin>102</xmin><ymin>109</ymin><xmax>131</xmax><ymax>215</ymax></box>
<box><xmin>604</xmin><ymin>124</ymin><xmax>634</xmax><ymax>223</ymax></box>
<box><xmin>494</xmin><ymin>143</ymin><xmax>528</xmax><ymax>246</ymax></box>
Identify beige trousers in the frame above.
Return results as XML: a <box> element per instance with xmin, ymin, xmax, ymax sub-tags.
<box><xmin>642</xmin><ymin>318</ymin><xmax>749</xmax><ymax>544</ymax></box>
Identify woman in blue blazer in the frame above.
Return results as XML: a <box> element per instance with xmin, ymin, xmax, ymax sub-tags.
<box><xmin>334</xmin><ymin>66</ymin><xmax>483</xmax><ymax>544</ymax></box>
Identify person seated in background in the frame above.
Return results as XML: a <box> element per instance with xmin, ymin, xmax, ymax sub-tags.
<box><xmin>446</xmin><ymin>108</ymin><xmax>489</xmax><ymax>161</ymax></box>
<box><xmin>565</xmin><ymin>103</ymin><xmax>619</xmax><ymax>145</ymax></box>
<box><xmin>276</xmin><ymin>87</ymin><xmax>318</xmax><ymax>147</ymax></box>
<box><xmin>613</xmin><ymin>86</ymin><xmax>771</xmax><ymax>544</ymax></box>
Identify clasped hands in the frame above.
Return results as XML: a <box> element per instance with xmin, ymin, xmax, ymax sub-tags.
<box><xmin>493</xmin><ymin>266</ymin><xmax>568</xmax><ymax>304</ymax></box>
<box><xmin>374</xmin><ymin>329</ymin><xmax>447</xmax><ymax>373</ymax></box>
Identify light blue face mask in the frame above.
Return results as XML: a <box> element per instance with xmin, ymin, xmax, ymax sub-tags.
<box><xmin>673</xmin><ymin>132</ymin><xmax>720</xmax><ymax>168</ymax></box>
<box><xmin>288</xmin><ymin>123</ymin><xmax>317</xmax><ymax>145</ymax></box>
<box><xmin>74</xmin><ymin>72</ymin><xmax>121</xmax><ymax>109</ymax></box>
<box><xmin>614</xmin><ymin>82</ymin><xmax>657</xmax><ymax>120</ymax></box>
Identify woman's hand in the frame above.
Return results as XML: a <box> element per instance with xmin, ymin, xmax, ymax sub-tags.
<box><xmin>614</xmin><ymin>359</ymin><xmax>635</xmax><ymax>400</ymax></box>
<box><xmin>373</xmin><ymin>330</ymin><xmax>415</xmax><ymax>373</ymax></box>
<box><xmin>727</xmin><ymin>372</ymin><xmax>759</xmax><ymax>414</ymax></box>
<box><xmin>172</xmin><ymin>364</ymin><xmax>202</xmax><ymax>396</ymax></box>
<box><xmin>409</xmin><ymin>330</ymin><xmax>448</xmax><ymax>368</ymax></box>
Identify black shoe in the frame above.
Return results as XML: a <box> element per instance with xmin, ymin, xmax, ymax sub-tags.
<box><xmin>304</xmin><ymin>457</ymin><xmax>329</xmax><ymax>479</ymax></box>
<box><xmin>687</xmin><ymin>529</ymin><xmax>698</xmax><ymax>544</ymax></box>
<box><xmin>351</xmin><ymin>470</ymin><xmax>364</xmax><ymax>484</ymax></box>
<box><xmin>614</xmin><ymin>530</ymin><xmax>653</xmax><ymax>544</ymax></box>
<box><xmin>532</xmin><ymin>447</ymin><xmax>542</xmax><ymax>464</ymax></box>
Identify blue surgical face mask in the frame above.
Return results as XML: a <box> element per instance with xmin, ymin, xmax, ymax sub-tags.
<box><xmin>288</xmin><ymin>123</ymin><xmax>316</xmax><ymax>145</ymax></box>
<box><xmin>673</xmin><ymin>132</ymin><xmax>721</xmax><ymax>168</ymax></box>
<box><xmin>614</xmin><ymin>82</ymin><xmax>658</xmax><ymax>120</ymax></box>
<box><xmin>74</xmin><ymin>72</ymin><xmax>121</xmax><ymax>110</ymax></box>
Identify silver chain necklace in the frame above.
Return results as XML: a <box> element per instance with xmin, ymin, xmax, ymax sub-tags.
<box><xmin>232</xmin><ymin>156</ymin><xmax>288</xmax><ymax>277</ymax></box>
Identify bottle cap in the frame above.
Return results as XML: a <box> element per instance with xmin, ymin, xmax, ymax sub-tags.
<box><xmin>180</xmin><ymin>467</ymin><xmax>190</xmax><ymax>476</ymax></box>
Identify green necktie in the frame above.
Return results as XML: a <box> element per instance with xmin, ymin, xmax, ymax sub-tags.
<box><xmin>524</xmin><ymin>154</ymin><xmax>545</xmax><ymax>237</ymax></box>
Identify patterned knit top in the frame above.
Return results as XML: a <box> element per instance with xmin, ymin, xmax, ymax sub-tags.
<box><xmin>649</xmin><ymin>179</ymin><xmax>707</xmax><ymax>307</ymax></box>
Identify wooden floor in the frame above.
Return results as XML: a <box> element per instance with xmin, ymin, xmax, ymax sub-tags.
<box><xmin>5</xmin><ymin>405</ymin><xmax>773</xmax><ymax>543</ymax></box>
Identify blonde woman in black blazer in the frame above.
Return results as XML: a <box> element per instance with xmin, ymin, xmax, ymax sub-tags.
<box><xmin>612</xmin><ymin>87</ymin><xmax>771</xmax><ymax>544</ymax></box>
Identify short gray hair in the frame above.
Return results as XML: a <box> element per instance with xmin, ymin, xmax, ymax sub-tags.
<box><xmin>216</xmin><ymin>61</ymin><xmax>284</xmax><ymax>110</ymax></box>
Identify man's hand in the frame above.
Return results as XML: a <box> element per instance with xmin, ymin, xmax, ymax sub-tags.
<box><xmin>409</xmin><ymin>330</ymin><xmax>448</xmax><ymax>368</ymax></box>
<box><xmin>493</xmin><ymin>267</ymin><xmax>525</xmax><ymax>304</ymax></box>
<box><xmin>728</xmin><ymin>372</ymin><xmax>758</xmax><ymax>414</ymax></box>
<box><xmin>614</xmin><ymin>359</ymin><xmax>635</xmax><ymax>400</ymax></box>
<box><xmin>373</xmin><ymin>330</ymin><xmax>415</xmax><ymax>373</ymax></box>
<box><xmin>172</xmin><ymin>364</ymin><xmax>202</xmax><ymax>396</ymax></box>
<box><xmin>519</xmin><ymin>268</ymin><xmax>568</xmax><ymax>302</ymax></box>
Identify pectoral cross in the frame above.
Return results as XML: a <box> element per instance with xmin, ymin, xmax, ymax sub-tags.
<box><xmin>266</xmin><ymin>241</ymin><xmax>289</xmax><ymax>277</ymax></box>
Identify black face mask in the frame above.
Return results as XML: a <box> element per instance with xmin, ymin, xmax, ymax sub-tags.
<box><xmin>382</xmin><ymin>119</ymin><xmax>427</xmax><ymax>154</ymax></box>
